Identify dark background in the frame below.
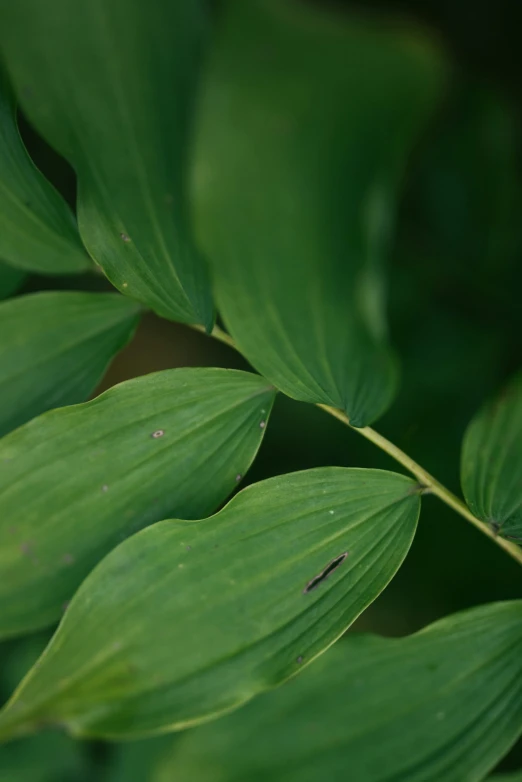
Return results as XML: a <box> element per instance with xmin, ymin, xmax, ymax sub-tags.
<box><xmin>1</xmin><ymin>0</ymin><xmax>521</xmax><ymax>778</ymax></box>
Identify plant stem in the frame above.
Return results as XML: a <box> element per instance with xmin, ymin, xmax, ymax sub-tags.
<box><xmin>191</xmin><ymin>323</ymin><xmax>522</xmax><ymax>566</ymax></box>
<box><xmin>319</xmin><ymin>404</ymin><xmax>522</xmax><ymax>566</ymax></box>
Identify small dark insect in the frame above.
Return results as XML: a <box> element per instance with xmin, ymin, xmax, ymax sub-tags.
<box><xmin>303</xmin><ymin>552</ymin><xmax>348</xmax><ymax>594</ymax></box>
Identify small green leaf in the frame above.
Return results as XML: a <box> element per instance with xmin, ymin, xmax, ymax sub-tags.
<box><xmin>0</xmin><ymin>259</ymin><xmax>25</xmax><ymax>300</ymax></box>
<box><xmin>0</xmin><ymin>292</ymin><xmax>141</xmax><ymax>436</ymax></box>
<box><xmin>154</xmin><ymin>601</ymin><xmax>522</xmax><ymax>782</ymax></box>
<box><xmin>0</xmin><ymin>64</ymin><xmax>89</xmax><ymax>274</ymax></box>
<box><xmin>0</xmin><ymin>368</ymin><xmax>274</xmax><ymax>638</ymax></box>
<box><xmin>0</xmin><ymin>468</ymin><xmax>420</xmax><ymax>740</ymax></box>
<box><xmin>193</xmin><ymin>0</ymin><xmax>446</xmax><ymax>425</ymax></box>
<box><xmin>461</xmin><ymin>372</ymin><xmax>522</xmax><ymax>541</ymax></box>
<box><xmin>0</xmin><ymin>0</ymin><xmax>213</xmax><ymax>327</ymax></box>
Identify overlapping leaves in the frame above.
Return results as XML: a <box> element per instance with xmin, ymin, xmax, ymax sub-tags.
<box><xmin>0</xmin><ymin>468</ymin><xmax>420</xmax><ymax>739</ymax></box>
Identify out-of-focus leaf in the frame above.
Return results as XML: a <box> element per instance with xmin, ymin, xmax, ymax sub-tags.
<box><xmin>154</xmin><ymin>601</ymin><xmax>522</xmax><ymax>782</ymax></box>
<box><xmin>0</xmin><ymin>368</ymin><xmax>275</xmax><ymax>638</ymax></box>
<box><xmin>461</xmin><ymin>372</ymin><xmax>522</xmax><ymax>541</ymax></box>
<box><xmin>0</xmin><ymin>732</ymin><xmax>87</xmax><ymax>782</ymax></box>
<box><xmin>405</xmin><ymin>84</ymin><xmax>522</xmax><ymax>286</ymax></box>
<box><xmin>490</xmin><ymin>773</ymin><xmax>522</xmax><ymax>781</ymax></box>
<box><xmin>0</xmin><ymin>64</ymin><xmax>89</xmax><ymax>275</ymax></box>
<box><xmin>0</xmin><ymin>0</ymin><xmax>213</xmax><ymax>327</ymax></box>
<box><xmin>193</xmin><ymin>0</ymin><xmax>446</xmax><ymax>426</ymax></box>
<box><xmin>104</xmin><ymin>737</ymin><xmax>174</xmax><ymax>782</ymax></box>
<box><xmin>0</xmin><ymin>260</ymin><xmax>25</xmax><ymax>300</ymax></box>
<box><xmin>0</xmin><ymin>292</ymin><xmax>141</xmax><ymax>437</ymax></box>
<box><xmin>0</xmin><ymin>468</ymin><xmax>420</xmax><ymax>740</ymax></box>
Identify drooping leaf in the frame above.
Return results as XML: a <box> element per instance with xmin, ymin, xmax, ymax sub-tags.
<box><xmin>0</xmin><ymin>291</ymin><xmax>141</xmax><ymax>437</ymax></box>
<box><xmin>0</xmin><ymin>368</ymin><xmax>274</xmax><ymax>638</ymax></box>
<box><xmin>154</xmin><ymin>601</ymin><xmax>522</xmax><ymax>782</ymax></box>
<box><xmin>0</xmin><ymin>63</ymin><xmax>89</xmax><ymax>274</ymax></box>
<box><xmin>0</xmin><ymin>0</ymin><xmax>213</xmax><ymax>327</ymax></box>
<box><xmin>0</xmin><ymin>468</ymin><xmax>420</xmax><ymax>740</ymax></box>
<box><xmin>461</xmin><ymin>372</ymin><xmax>522</xmax><ymax>541</ymax></box>
<box><xmin>193</xmin><ymin>0</ymin><xmax>446</xmax><ymax>426</ymax></box>
<box><xmin>0</xmin><ymin>259</ymin><xmax>25</xmax><ymax>300</ymax></box>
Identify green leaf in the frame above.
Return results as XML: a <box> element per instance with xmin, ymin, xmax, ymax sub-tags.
<box><xmin>154</xmin><ymin>601</ymin><xmax>522</xmax><ymax>782</ymax></box>
<box><xmin>0</xmin><ymin>64</ymin><xmax>89</xmax><ymax>275</ymax></box>
<box><xmin>461</xmin><ymin>372</ymin><xmax>522</xmax><ymax>542</ymax></box>
<box><xmin>0</xmin><ymin>259</ymin><xmax>25</xmax><ymax>300</ymax></box>
<box><xmin>0</xmin><ymin>291</ymin><xmax>141</xmax><ymax>437</ymax></box>
<box><xmin>0</xmin><ymin>732</ymin><xmax>86</xmax><ymax>782</ymax></box>
<box><xmin>490</xmin><ymin>774</ymin><xmax>522</xmax><ymax>781</ymax></box>
<box><xmin>0</xmin><ymin>0</ymin><xmax>213</xmax><ymax>327</ymax></box>
<box><xmin>0</xmin><ymin>369</ymin><xmax>274</xmax><ymax>639</ymax></box>
<box><xmin>193</xmin><ymin>0</ymin><xmax>446</xmax><ymax>426</ymax></box>
<box><xmin>0</xmin><ymin>468</ymin><xmax>420</xmax><ymax>740</ymax></box>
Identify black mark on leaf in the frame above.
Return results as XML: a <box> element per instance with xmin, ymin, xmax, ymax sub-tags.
<box><xmin>303</xmin><ymin>552</ymin><xmax>348</xmax><ymax>594</ymax></box>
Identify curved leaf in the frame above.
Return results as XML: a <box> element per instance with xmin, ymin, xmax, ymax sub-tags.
<box><xmin>0</xmin><ymin>468</ymin><xmax>420</xmax><ymax>740</ymax></box>
<box><xmin>155</xmin><ymin>601</ymin><xmax>522</xmax><ymax>782</ymax></box>
<box><xmin>0</xmin><ymin>64</ymin><xmax>89</xmax><ymax>274</ymax></box>
<box><xmin>0</xmin><ymin>368</ymin><xmax>274</xmax><ymax>638</ymax></box>
<box><xmin>0</xmin><ymin>259</ymin><xmax>25</xmax><ymax>300</ymax></box>
<box><xmin>0</xmin><ymin>0</ymin><xmax>213</xmax><ymax>327</ymax></box>
<box><xmin>0</xmin><ymin>291</ymin><xmax>141</xmax><ymax>436</ymax></box>
<box><xmin>461</xmin><ymin>372</ymin><xmax>522</xmax><ymax>541</ymax></box>
<box><xmin>193</xmin><ymin>0</ymin><xmax>446</xmax><ymax>425</ymax></box>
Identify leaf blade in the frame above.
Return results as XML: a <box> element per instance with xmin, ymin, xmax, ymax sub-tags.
<box><xmin>193</xmin><ymin>0</ymin><xmax>447</xmax><ymax>425</ymax></box>
<box><xmin>0</xmin><ymin>468</ymin><xmax>420</xmax><ymax>738</ymax></box>
<box><xmin>0</xmin><ymin>64</ymin><xmax>89</xmax><ymax>274</ymax></box>
<box><xmin>156</xmin><ymin>601</ymin><xmax>522</xmax><ymax>782</ymax></box>
<box><xmin>461</xmin><ymin>372</ymin><xmax>522</xmax><ymax>541</ymax></box>
<box><xmin>0</xmin><ymin>0</ymin><xmax>213</xmax><ymax>326</ymax></box>
<box><xmin>0</xmin><ymin>368</ymin><xmax>275</xmax><ymax>637</ymax></box>
<box><xmin>0</xmin><ymin>291</ymin><xmax>141</xmax><ymax>436</ymax></box>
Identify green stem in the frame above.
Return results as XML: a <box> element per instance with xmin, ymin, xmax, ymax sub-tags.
<box><xmin>318</xmin><ymin>405</ymin><xmax>522</xmax><ymax>567</ymax></box>
<box><xmin>192</xmin><ymin>323</ymin><xmax>522</xmax><ymax>567</ymax></box>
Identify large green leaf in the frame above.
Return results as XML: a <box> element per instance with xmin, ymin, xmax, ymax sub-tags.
<box><xmin>193</xmin><ymin>0</ymin><xmax>446</xmax><ymax>426</ymax></box>
<box><xmin>0</xmin><ymin>259</ymin><xmax>25</xmax><ymax>300</ymax></box>
<box><xmin>461</xmin><ymin>372</ymin><xmax>522</xmax><ymax>542</ymax></box>
<box><xmin>0</xmin><ymin>292</ymin><xmax>141</xmax><ymax>437</ymax></box>
<box><xmin>154</xmin><ymin>601</ymin><xmax>522</xmax><ymax>782</ymax></box>
<box><xmin>0</xmin><ymin>0</ymin><xmax>213</xmax><ymax>327</ymax></box>
<box><xmin>0</xmin><ymin>64</ymin><xmax>89</xmax><ymax>274</ymax></box>
<box><xmin>0</xmin><ymin>368</ymin><xmax>274</xmax><ymax>638</ymax></box>
<box><xmin>0</xmin><ymin>468</ymin><xmax>420</xmax><ymax>740</ymax></box>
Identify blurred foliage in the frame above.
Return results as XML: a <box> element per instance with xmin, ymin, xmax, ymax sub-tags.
<box><xmin>1</xmin><ymin>0</ymin><xmax>522</xmax><ymax>777</ymax></box>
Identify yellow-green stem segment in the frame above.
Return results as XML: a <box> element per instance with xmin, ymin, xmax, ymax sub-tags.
<box><xmin>192</xmin><ymin>323</ymin><xmax>522</xmax><ymax>567</ymax></box>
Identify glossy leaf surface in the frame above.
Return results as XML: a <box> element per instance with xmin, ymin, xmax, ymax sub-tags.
<box><xmin>461</xmin><ymin>372</ymin><xmax>522</xmax><ymax>541</ymax></box>
<box><xmin>0</xmin><ymin>368</ymin><xmax>274</xmax><ymax>637</ymax></box>
<box><xmin>0</xmin><ymin>468</ymin><xmax>420</xmax><ymax>739</ymax></box>
<box><xmin>0</xmin><ymin>64</ymin><xmax>89</xmax><ymax>274</ymax></box>
<box><xmin>156</xmin><ymin>601</ymin><xmax>522</xmax><ymax>782</ymax></box>
<box><xmin>194</xmin><ymin>0</ymin><xmax>446</xmax><ymax>425</ymax></box>
<box><xmin>0</xmin><ymin>291</ymin><xmax>140</xmax><ymax>436</ymax></box>
<box><xmin>0</xmin><ymin>0</ymin><xmax>213</xmax><ymax>326</ymax></box>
